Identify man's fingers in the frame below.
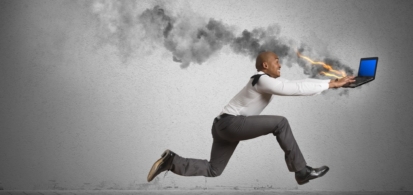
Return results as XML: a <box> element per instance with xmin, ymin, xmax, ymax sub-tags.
<box><xmin>348</xmin><ymin>79</ymin><xmax>356</xmax><ymax>83</ymax></box>
<box><xmin>341</xmin><ymin>78</ymin><xmax>355</xmax><ymax>84</ymax></box>
<box><xmin>337</xmin><ymin>76</ymin><xmax>355</xmax><ymax>87</ymax></box>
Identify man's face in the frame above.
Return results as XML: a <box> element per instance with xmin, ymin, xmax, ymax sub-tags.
<box><xmin>266</xmin><ymin>55</ymin><xmax>281</xmax><ymax>78</ymax></box>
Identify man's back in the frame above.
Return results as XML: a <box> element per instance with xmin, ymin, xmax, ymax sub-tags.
<box><xmin>221</xmin><ymin>74</ymin><xmax>273</xmax><ymax>116</ymax></box>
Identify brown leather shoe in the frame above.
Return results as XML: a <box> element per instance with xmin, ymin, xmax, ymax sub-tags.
<box><xmin>295</xmin><ymin>165</ymin><xmax>329</xmax><ymax>185</ymax></box>
<box><xmin>147</xmin><ymin>149</ymin><xmax>175</xmax><ymax>182</ymax></box>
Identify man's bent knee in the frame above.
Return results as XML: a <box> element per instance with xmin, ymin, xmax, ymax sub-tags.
<box><xmin>278</xmin><ymin>116</ymin><xmax>290</xmax><ymax>127</ymax></box>
<box><xmin>273</xmin><ymin>116</ymin><xmax>290</xmax><ymax>135</ymax></box>
<box><xmin>209</xmin><ymin>166</ymin><xmax>223</xmax><ymax>177</ymax></box>
<box><xmin>278</xmin><ymin>116</ymin><xmax>288</xmax><ymax>124</ymax></box>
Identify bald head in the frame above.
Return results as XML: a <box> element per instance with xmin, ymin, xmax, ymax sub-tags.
<box><xmin>255</xmin><ymin>51</ymin><xmax>281</xmax><ymax>78</ymax></box>
<box><xmin>255</xmin><ymin>51</ymin><xmax>278</xmax><ymax>71</ymax></box>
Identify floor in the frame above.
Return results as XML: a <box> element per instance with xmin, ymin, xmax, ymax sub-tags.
<box><xmin>0</xmin><ymin>191</ymin><xmax>412</xmax><ymax>195</ymax></box>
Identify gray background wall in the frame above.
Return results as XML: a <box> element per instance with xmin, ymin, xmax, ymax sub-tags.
<box><xmin>1</xmin><ymin>0</ymin><xmax>413</xmax><ymax>191</ymax></box>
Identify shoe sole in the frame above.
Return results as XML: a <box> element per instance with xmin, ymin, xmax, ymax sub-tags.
<box><xmin>298</xmin><ymin>167</ymin><xmax>330</xmax><ymax>185</ymax></box>
<box><xmin>147</xmin><ymin>150</ymin><xmax>171</xmax><ymax>182</ymax></box>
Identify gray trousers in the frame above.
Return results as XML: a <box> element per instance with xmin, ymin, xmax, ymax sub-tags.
<box><xmin>170</xmin><ymin>114</ymin><xmax>307</xmax><ymax>177</ymax></box>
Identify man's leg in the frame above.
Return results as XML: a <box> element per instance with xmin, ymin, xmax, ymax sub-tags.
<box><xmin>171</xmin><ymin>140</ymin><xmax>238</xmax><ymax>177</ymax></box>
<box><xmin>216</xmin><ymin>115</ymin><xmax>306</xmax><ymax>172</ymax></box>
<box><xmin>215</xmin><ymin>114</ymin><xmax>329</xmax><ymax>185</ymax></box>
<box><xmin>153</xmin><ymin>117</ymin><xmax>239</xmax><ymax>178</ymax></box>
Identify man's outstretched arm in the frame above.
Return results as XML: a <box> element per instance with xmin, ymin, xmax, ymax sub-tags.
<box><xmin>256</xmin><ymin>75</ymin><xmax>356</xmax><ymax>96</ymax></box>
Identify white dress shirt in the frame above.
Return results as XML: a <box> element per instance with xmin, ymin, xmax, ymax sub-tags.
<box><xmin>221</xmin><ymin>71</ymin><xmax>330</xmax><ymax>116</ymax></box>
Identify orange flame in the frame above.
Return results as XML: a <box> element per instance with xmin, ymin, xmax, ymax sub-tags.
<box><xmin>320</xmin><ymin>71</ymin><xmax>341</xmax><ymax>79</ymax></box>
<box><xmin>296</xmin><ymin>51</ymin><xmax>346</xmax><ymax>79</ymax></box>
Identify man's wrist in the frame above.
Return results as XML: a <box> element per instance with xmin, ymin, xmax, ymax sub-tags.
<box><xmin>329</xmin><ymin>79</ymin><xmax>339</xmax><ymax>88</ymax></box>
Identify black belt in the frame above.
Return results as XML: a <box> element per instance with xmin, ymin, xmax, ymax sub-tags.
<box><xmin>216</xmin><ymin>113</ymin><xmax>233</xmax><ymax>120</ymax></box>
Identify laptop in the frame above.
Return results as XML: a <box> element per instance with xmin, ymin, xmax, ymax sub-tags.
<box><xmin>345</xmin><ymin>57</ymin><xmax>378</xmax><ymax>88</ymax></box>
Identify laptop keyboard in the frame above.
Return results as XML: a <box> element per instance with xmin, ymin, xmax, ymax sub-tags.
<box><xmin>355</xmin><ymin>77</ymin><xmax>372</xmax><ymax>82</ymax></box>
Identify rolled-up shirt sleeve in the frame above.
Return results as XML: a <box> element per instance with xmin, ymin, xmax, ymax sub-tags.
<box><xmin>256</xmin><ymin>76</ymin><xmax>330</xmax><ymax>96</ymax></box>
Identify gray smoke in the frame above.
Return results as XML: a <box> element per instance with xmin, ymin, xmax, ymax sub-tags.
<box><xmin>230</xmin><ymin>25</ymin><xmax>297</xmax><ymax>68</ymax></box>
<box><xmin>136</xmin><ymin>5</ymin><xmax>301</xmax><ymax>69</ymax></box>
<box><xmin>92</xmin><ymin>2</ymin><xmax>354</xmax><ymax>79</ymax></box>
<box><xmin>138</xmin><ymin>6</ymin><xmax>235</xmax><ymax>68</ymax></box>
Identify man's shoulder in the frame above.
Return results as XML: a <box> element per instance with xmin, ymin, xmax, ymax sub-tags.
<box><xmin>253</xmin><ymin>75</ymin><xmax>287</xmax><ymax>91</ymax></box>
<box><xmin>259</xmin><ymin>75</ymin><xmax>287</xmax><ymax>82</ymax></box>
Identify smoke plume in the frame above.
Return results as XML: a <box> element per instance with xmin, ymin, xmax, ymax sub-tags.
<box><xmin>91</xmin><ymin>1</ymin><xmax>354</xmax><ymax>79</ymax></box>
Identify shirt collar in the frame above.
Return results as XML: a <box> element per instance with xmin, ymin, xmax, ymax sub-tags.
<box><xmin>255</xmin><ymin>71</ymin><xmax>273</xmax><ymax>78</ymax></box>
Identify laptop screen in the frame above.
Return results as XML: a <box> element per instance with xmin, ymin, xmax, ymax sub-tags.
<box><xmin>358</xmin><ymin>58</ymin><xmax>378</xmax><ymax>77</ymax></box>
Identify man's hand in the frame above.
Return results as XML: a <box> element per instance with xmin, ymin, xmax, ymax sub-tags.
<box><xmin>329</xmin><ymin>76</ymin><xmax>356</xmax><ymax>88</ymax></box>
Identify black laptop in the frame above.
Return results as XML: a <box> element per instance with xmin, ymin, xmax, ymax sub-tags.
<box><xmin>345</xmin><ymin>57</ymin><xmax>378</xmax><ymax>88</ymax></box>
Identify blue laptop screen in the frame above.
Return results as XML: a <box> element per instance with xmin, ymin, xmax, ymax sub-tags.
<box><xmin>359</xmin><ymin>59</ymin><xmax>377</xmax><ymax>77</ymax></box>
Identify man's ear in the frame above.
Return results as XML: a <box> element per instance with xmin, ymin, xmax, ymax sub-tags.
<box><xmin>262</xmin><ymin>62</ymin><xmax>269</xmax><ymax>69</ymax></box>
